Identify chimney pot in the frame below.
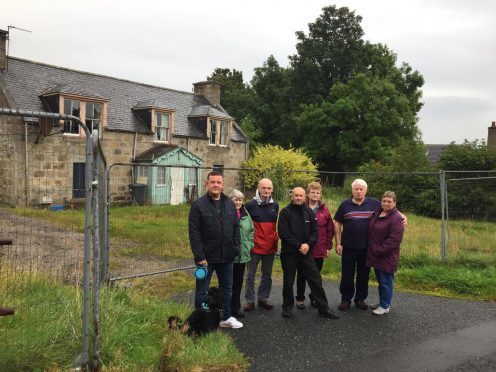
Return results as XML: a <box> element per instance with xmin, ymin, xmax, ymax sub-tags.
<box><xmin>193</xmin><ymin>81</ymin><xmax>222</xmax><ymax>108</ymax></box>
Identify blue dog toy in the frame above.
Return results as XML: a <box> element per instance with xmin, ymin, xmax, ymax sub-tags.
<box><xmin>194</xmin><ymin>264</ymin><xmax>208</xmax><ymax>280</ymax></box>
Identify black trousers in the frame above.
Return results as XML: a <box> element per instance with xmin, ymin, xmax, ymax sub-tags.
<box><xmin>231</xmin><ymin>262</ymin><xmax>246</xmax><ymax>313</ymax></box>
<box><xmin>281</xmin><ymin>251</ymin><xmax>328</xmax><ymax>311</ymax></box>
<box><xmin>339</xmin><ymin>248</ymin><xmax>370</xmax><ymax>303</ymax></box>
<box><xmin>296</xmin><ymin>257</ymin><xmax>324</xmax><ymax>301</ymax></box>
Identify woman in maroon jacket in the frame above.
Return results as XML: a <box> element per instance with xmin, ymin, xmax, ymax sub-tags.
<box><xmin>295</xmin><ymin>182</ymin><xmax>334</xmax><ymax>309</ymax></box>
<box><xmin>367</xmin><ymin>191</ymin><xmax>404</xmax><ymax>315</ymax></box>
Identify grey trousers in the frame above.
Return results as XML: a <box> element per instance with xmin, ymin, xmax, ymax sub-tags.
<box><xmin>245</xmin><ymin>252</ymin><xmax>275</xmax><ymax>303</ymax></box>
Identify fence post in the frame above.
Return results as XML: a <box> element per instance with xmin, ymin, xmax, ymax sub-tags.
<box><xmin>440</xmin><ymin>170</ymin><xmax>447</xmax><ymax>261</ymax></box>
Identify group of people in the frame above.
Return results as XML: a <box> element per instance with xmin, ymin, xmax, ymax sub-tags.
<box><xmin>188</xmin><ymin>171</ymin><xmax>405</xmax><ymax>329</ymax></box>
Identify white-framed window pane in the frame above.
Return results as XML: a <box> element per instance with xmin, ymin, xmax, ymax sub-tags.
<box><xmin>64</xmin><ymin>99</ymin><xmax>80</xmax><ymax>134</ymax></box>
<box><xmin>157</xmin><ymin>167</ymin><xmax>166</xmax><ymax>185</ymax></box>
<box><xmin>137</xmin><ymin>166</ymin><xmax>149</xmax><ymax>178</ymax></box>
<box><xmin>220</xmin><ymin>121</ymin><xmax>228</xmax><ymax>145</ymax></box>
<box><xmin>210</xmin><ymin>120</ymin><xmax>217</xmax><ymax>145</ymax></box>
<box><xmin>155</xmin><ymin>112</ymin><xmax>170</xmax><ymax>141</ymax></box>
<box><xmin>85</xmin><ymin>102</ymin><xmax>101</xmax><ymax>132</ymax></box>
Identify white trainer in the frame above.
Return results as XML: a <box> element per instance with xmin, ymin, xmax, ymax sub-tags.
<box><xmin>219</xmin><ymin>317</ymin><xmax>243</xmax><ymax>329</ymax></box>
<box><xmin>372</xmin><ymin>306</ymin><xmax>390</xmax><ymax>315</ymax></box>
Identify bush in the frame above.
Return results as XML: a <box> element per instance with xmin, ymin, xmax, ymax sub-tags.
<box><xmin>242</xmin><ymin>145</ymin><xmax>318</xmax><ymax>200</ymax></box>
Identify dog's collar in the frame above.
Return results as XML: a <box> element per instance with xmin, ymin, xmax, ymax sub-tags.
<box><xmin>201</xmin><ymin>302</ymin><xmax>211</xmax><ymax>312</ymax></box>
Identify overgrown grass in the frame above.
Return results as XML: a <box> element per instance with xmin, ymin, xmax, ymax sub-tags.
<box><xmin>9</xmin><ymin>203</ymin><xmax>496</xmax><ymax>300</ymax></box>
<box><xmin>0</xmin><ymin>269</ymin><xmax>248</xmax><ymax>371</ymax></box>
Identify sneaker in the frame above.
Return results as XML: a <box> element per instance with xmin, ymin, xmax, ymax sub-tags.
<box><xmin>338</xmin><ymin>301</ymin><xmax>351</xmax><ymax>311</ymax></box>
<box><xmin>296</xmin><ymin>301</ymin><xmax>305</xmax><ymax>310</ymax></box>
<box><xmin>354</xmin><ymin>300</ymin><xmax>369</xmax><ymax>310</ymax></box>
<box><xmin>219</xmin><ymin>317</ymin><xmax>244</xmax><ymax>328</ymax></box>
<box><xmin>372</xmin><ymin>306</ymin><xmax>390</xmax><ymax>315</ymax></box>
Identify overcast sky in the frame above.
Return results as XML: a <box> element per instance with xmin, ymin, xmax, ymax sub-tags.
<box><xmin>3</xmin><ymin>0</ymin><xmax>496</xmax><ymax>144</ymax></box>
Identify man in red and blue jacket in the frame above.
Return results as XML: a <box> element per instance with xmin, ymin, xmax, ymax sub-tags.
<box><xmin>244</xmin><ymin>178</ymin><xmax>279</xmax><ymax>311</ymax></box>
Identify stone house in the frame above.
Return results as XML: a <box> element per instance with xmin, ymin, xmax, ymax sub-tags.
<box><xmin>0</xmin><ymin>30</ymin><xmax>248</xmax><ymax>206</ymax></box>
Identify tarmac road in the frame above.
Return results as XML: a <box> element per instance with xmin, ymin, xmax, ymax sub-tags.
<box><xmin>226</xmin><ymin>281</ymin><xmax>496</xmax><ymax>371</ymax></box>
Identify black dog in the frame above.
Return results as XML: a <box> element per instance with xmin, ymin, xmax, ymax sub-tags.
<box><xmin>168</xmin><ymin>287</ymin><xmax>225</xmax><ymax>337</ymax></box>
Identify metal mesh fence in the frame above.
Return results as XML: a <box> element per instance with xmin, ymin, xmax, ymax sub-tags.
<box><xmin>445</xmin><ymin>171</ymin><xmax>496</xmax><ymax>259</ymax></box>
<box><xmin>0</xmin><ymin>119</ymin><xmax>86</xmax><ymax>367</ymax></box>
<box><xmin>106</xmin><ymin>164</ymin><xmax>247</xmax><ymax>282</ymax></box>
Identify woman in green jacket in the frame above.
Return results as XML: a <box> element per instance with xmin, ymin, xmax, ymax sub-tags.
<box><xmin>230</xmin><ymin>189</ymin><xmax>254</xmax><ymax>318</ymax></box>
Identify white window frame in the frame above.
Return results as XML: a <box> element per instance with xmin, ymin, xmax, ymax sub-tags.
<box><xmin>63</xmin><ymin>99</ymin><xmax>80</xmax><ymax>135</ymax></box>
<box><xmin>220</xmin><ymin>121</ymin><xmax>228</xmax><ymax>146</ymax></box>
<box><xmin>86</xmin><ymin>102</ymin><xmax>102</xmax><ymax>133</ymax></box>
<box><xmin>209</xmin><ymin>119</ymin><xmax>218</xmax><ymax>145</ymax></box>
<box><xmin>154</xmin><ymin>112</ymin><xmax>170</xmax><ymax>142</ymax></box>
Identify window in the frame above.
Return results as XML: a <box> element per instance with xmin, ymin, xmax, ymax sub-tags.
<box><xmin>209</xmin><ymin>120</ymin><xmax>218</xmax><ymax>145</ymax></box>
<box><xmin>212</xmin><ymin>164</ymin><xmax>224</xmax><ymax>175</ymax></box>
<box><xmin>64</xmin><ymin>99</ymin><xmax>80</xmax><ymax>134</ymax></box>
<box><xmin>157</xmin><ymin>167</ymin><xmax>167</xmax><ymax>185</ymax></box>
<box><xmin>155</xmin><ymin>112</ymin><xmax>170</xmax><ymax>142</ymax></box>
<box><xmin>86</xmin><ymin>102</ymin><xmax>101</xmax><ymax>132</ymax></box>
<box><xmin>137</xmin><ymin>166</ymin><xmax>149</xmax><ymax>178</ymax></box>
<box><xmin>220</xmin><ymin>121</ymin><xmax>228</xmax><ymax>146</ymax></box>
<box><xmin>73</xmin><ymin>162</ymin><xmax>86</xmax><ymax>198</ymax></box>
<box><xmin>62</xmin><ymin>98</ymin><xmax>104</xmax><ymax>135</ymax></box>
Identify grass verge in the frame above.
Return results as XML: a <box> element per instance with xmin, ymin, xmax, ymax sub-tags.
<box><xmin>0</xmin><ymin>270</ymin><xmax>248</xmax><ymax>371</ymax></box>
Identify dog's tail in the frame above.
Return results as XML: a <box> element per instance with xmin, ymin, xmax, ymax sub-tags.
<box><xmin>167</xmin><ymin>316</ymin><xmax>190</xmax><ymax>334</ymax></box>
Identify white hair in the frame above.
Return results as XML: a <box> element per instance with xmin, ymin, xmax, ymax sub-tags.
<box><xmin>229</xmin><ymin>189</ymin><xmax>244</xmax><ymax>199</ymax></box>
<box><xmin>351</xmin><ymin>178</ymin><xmax>368</xmax><ymax>188</ymax></box>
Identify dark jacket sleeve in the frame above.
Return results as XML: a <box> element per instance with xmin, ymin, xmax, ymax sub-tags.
<box><xmin>375</xmin><ymin>212</ymin><xmax>404</xmax><ymax>258</ymax></box>
<box><xmin>277</xmin><ymin>208</ymin><xmax>300</xmax><ymax>250</ymax></box>
<box><xmin>307</xmin><ymin>209</ymin><xmax>318</xmax><ymax>248</ymax></box>
<box><xmin>188</xmin><ymin>201</ymin><xmax>205</xmax><ymax>262</ymax></box>
<box><xmin>232</xmin><ymin>202</ymin><xmax>241</xmax><ymax>256</ymax></box>
<box><xmin>325</xmin><ymin>206</ymin><xmax>334</xmax><ymax>250</ymax></box>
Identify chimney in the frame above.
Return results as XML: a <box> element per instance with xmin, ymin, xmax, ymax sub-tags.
<box><xmin>193</xmin><ymin>81</ymin><xmax>222</xmax><ymax>107</ymax></box>
<box><xmin>0</xmin><ymin>29</ymin><xmax>8</xmax><ymax>72</ymax></box>
<box><xmin>488</xmin><ymin>121</ymin><xmax>496</xmax><ymax>148</ymax></box>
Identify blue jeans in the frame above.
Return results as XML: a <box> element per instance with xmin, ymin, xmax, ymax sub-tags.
<box><xmin>195</xmin><ymin>262</ymin><xmax>233</xmax><ymax>321</ymax></box>
<box><xmin>374</xmin><ymin>269</ymin><xmax>394</xmax><ymax>309</ymax></box>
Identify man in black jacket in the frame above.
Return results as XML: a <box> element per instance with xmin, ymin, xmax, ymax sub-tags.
<box><xmin>278</xmin><ymin>187</ymin><xmax>339</xmax><ymax>319</ymax></box>
<box><xmin>189</xmin><ymin>171</ymin><xmax>243</xmax><ymax>329</ymax></box>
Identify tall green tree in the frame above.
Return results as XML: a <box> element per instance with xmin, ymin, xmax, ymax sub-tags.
<box><xmin>296</xmin><ymin>72</ymin><xmax>423</xmax><ymax>171</ymax></box>
<box><xmin>250</xmin><ymin>55</ymin><xmax>294</xmax><ymax>146</ymax></box>
<box><xmin>289</xmin><ymin>5</ymin><xmax>365</xmax><ymax>105</ymax></box>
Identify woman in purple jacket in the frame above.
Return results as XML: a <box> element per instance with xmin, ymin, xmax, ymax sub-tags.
<box><xmin>295</xmin><ymin>182</ymin><xmax>334</xmax><ymax>309</ymax></box>
<box><xmin>367</xmin><ymin>191</ymin><xmax>404</xmax><ymax>315</ymax></box>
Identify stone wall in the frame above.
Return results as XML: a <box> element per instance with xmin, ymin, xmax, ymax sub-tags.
<box><xmin>0</xmin><ymin>114</ymin><xmax>247</xmax><ymax>206</ymax></box>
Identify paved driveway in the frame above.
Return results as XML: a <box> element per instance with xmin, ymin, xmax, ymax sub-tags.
<box><xmin>227</xmin><ymin>281</ymin><xmax>496</xmax><ymax>371</ymax></box>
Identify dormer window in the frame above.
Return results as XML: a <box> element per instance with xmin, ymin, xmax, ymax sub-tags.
<box><xmin>63</xmin><ymin>99</ymin><xmax>81</xmax><ymax>134</ymax></box>
<box><xmin>220</xmin><ymin>121</ymin><xmax>228</xmax><ymax>146</ymax></box>
<box><xmin>58</xmin><ymin>96</ymin><xmax>106</xmax><ymax>136</ymax></box>
<box><xmin>86</xmin><ymin>102</ymin><xmax>102</xmax><ymax>132</ymax></box>
<box><xmin>155</xmin><ymin>111</ymin><xmax>170</xmax><ymax>142</ymax></box>
<box><xmin>209</xmin><ymin>118</ymin><xmax>231</xmax><ymax>147</ymax></box>
<box><xmin>209</xmin><ymin>120</ymin><xmax>218</xmax><ymax>145</ymax></box>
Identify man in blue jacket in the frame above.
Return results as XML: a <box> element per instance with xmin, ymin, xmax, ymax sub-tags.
<box><xmin>189</xmin><ymin>171</ymin><xmax>243</xmax><ymax>329</ymax></box>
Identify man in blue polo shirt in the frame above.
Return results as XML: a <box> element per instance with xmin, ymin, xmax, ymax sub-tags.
<box><xmin>334</xmin><ymin>179</ymin><xmax>380</xmax><ymax>311</ymax></box>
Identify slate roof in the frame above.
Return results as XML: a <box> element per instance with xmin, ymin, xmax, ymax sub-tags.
<box><xmin>134</xmin><ymin>144</ymin><xmax>179</xmax><ymax>162</ymax></box>
<box><xmin>1</xmin><ymin>57</ymin><xmax>246</xmax><ymax>141</ymax></box>
<box><xmin>425</xmin><ymin>144</ymin><xmax>449</xmax><ymax>164</ymax></box>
